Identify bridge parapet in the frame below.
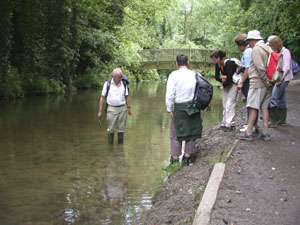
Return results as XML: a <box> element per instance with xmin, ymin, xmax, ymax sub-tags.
<box><xmin>138</xmin><ymin>48</ymin><xmax>213</xmax><ymax>63</ymax></box>
<box><xmin>137</xmin><ymin>48</ymin><xmax>215</xmax><ymax>69</ymax></box>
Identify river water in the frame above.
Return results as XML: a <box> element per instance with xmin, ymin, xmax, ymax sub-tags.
<box><xmin>0</xmin><ymin>82</ymin><xmax>222</xmax><ymax>225</ymax></box>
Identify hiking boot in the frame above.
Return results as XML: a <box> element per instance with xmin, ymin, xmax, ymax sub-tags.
<box><xmin>235</xmin><ymin>132</ymin><xmax>253</xmax><ymax>142</ymax></box>
<box><xmin>258</xmin><ymin>133</ymin><xmax>271</xmax><ymax>141</ymax></box>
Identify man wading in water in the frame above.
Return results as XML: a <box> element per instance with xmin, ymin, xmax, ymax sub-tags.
<box><xmin>98</xmin><ymin>68</ymin><xmax>132</xmax><ymax>144</ymax></box>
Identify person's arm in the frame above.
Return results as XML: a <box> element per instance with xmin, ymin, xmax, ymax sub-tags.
<box><xmin>222</xmin><ymin>61</ymin><xmax>236</xmax><ymax>87</ymax></box>
<box><xmin>98</xmin><ymin>81</ymin><xmax>108</xmax><ymax>119</ymax></box>
<box><xmin>166</xmin><ymin>74</ymin><xmax>175</xmax><ymax>113</ymax></box>
<box><xmin>98</xmin><ymin>96</ymin><xmax>105</xmax><ymax>119</ymax></box>
<box><xmin>125</xmin><ymin>96</ymin><xmax>132</xmax><ymax>115</ymax></box>
<box><xmin>282</xmin><ymin>48</ymin><xmax>292</xmax><ymax>80</ymax></box>
<box><xmin>238</xmin><ymin>67</ymin><xmax>249</xmax><ymax>90</ymax></box>
<box><xmin>214</xmin><ymin>64</ymin><xmax>222</xmax><ymax>83</ymax></box>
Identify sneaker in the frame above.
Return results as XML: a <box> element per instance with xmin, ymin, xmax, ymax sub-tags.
<box><xmin>218</xmin><ymin>125</ymin><xmax>226</xmax><ymax>130</ymax></box>
<box><xmin>258</xmin><ymin>133</ymin><xmax>271</xmax><ymax>141</ymax></box>
<box><xmin>224</xmin><ymin>126</ymin><xmax>235</xmax><ymax>132</ymax></box>
<box><xmin>240</xmin><ymin>125</ymin><xmax>259</xmax><ymax>133</ymax></box>
<box><xmin>236</xmin><ymin>132</ymin><xmax>253</xmax><ymax>142</ymax></box>
<box><xmin>240</xmin><ymin>125</ymin><xmax>248</xmax><ymax>132</ymax></box>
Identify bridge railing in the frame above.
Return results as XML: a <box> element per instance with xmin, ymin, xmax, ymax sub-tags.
<box><xmin>137</xmin><ymin>48</ymin><xmax>214</xmax><ymax>63</ymax></box>
<box><xmin>136</xmin><ymin>48</ymin><xmax>240</xmax><ymax>69</ymax></box>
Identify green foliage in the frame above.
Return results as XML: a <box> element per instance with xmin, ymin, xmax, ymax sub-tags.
<box><xmin>22</xmin><ymin>73</ymin><xmax>65</xmax><ymax>95</ymax></box>
<box><xmin>0</xmin><ymin>67</ymin><xmax>24</xmax><ymax>98</ymax></box>
<box><xmin>1</xmin><ymin>0</ymin><xmax>299</xmax><ymax>99</ymax></box>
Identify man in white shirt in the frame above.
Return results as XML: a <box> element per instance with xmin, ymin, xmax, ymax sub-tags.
<box><xmin>166</xmin><ymin>54</ymin><xmax>202</xmax><ymax>166</ymax></box>
<box><xmin>98</xmin><ymin>68</ymin><xmax>132</xmax><ymax>144</ymax></box>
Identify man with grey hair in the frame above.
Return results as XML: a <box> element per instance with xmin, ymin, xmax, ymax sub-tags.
<box><xmin>236</xmin><ymin>30</ymin><xmax>273</xmax><ymax>142</ymax></box>
<box><xmin>98</xmin><ymin>68</ymin><xmax>132</xmax><ymax>144</ymax></box>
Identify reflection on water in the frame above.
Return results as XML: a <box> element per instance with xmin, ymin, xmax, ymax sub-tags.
<box><xmin>0</xmin><ymin>82</ymin><xmax>222</xmax><ymax>225</ymax></box>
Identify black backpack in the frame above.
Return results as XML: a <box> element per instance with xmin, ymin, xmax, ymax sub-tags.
<box><xmin>193</xmin><ymin>72</ymin><xmax>213</xmax><ymax>110</ymax></box>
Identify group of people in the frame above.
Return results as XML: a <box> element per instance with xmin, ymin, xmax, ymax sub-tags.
<box><xmin>211</xmin><ymin>30</ymin><xmax>294</xmax><ymax>142</ymax></box>
<box><xmin>97</xmin><ymin>29</ymin><xmax>294</xmax><ymax>167</ymax></box>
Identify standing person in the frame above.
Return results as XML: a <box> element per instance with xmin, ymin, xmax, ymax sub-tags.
<box><xmin>210</xmin><ymin>50</ymin><xmax>238</xmax><ymax>132</ymax></box>
<box><xmin>233</xmin><ymin>33</ymin><xmax>258</xmax><ymax>133</ymax></box>
<box><xmin>166</xmin><ymin>54</ymin><xmax>202</xmax><ymax>166</ymax></box>
<box><xmin>98</xmin><ymin>68</ymin><xmax>132</xmax><ymax>144</ymax></box>
<box><xmin>236</xmin><ymin>30</ymin><xmax>273</xmax><ymax>141</ymax></box>
<box><xmin>268</xmin><ymin>36</ymin><xmax>293</xmax><ymax>127</ymax></box>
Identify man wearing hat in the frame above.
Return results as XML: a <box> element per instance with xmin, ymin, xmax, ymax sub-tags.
<box><xmin>236</xmin><ymin>30</ymin><xmax>273</xmax><ymax>141</ymax></box>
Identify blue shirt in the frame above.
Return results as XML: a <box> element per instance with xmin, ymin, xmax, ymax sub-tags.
<box><xmin>241</xmin><ymin>46</ymin><xmax>252</xmax><ymax>68</ymax></box>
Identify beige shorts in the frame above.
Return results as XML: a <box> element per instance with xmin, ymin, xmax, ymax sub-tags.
<box><xmin>246</xmin><ymin>87</ymin><xmax>272</xmax><ymax>110</ymax></box>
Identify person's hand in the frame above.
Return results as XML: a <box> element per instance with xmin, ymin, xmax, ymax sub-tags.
<box><xmin>237</xmin><ymin>81</ymin><xmax>243</xmax><ymax>90</ymax></box>
<box><xmin>127</xmin><ymin>107</ymin><xmax>132</xmax><ymax>115</ymax></box>
<box><xmin>221</xmin><ymin>75</ymin><xmax>227</xmax><ymax>80</ymax></box>
<box><xmin>97</xmin><ymin>111</ymin><xmax>102</xmax><ymax>119</ymax></box>
<box><xmin>170</xmin><ymin>111</ymin><xmax>174</xmax><ymax>117</ymax></box>
<box><xmin>276</xmin><ymin>81</ymin><xmax>281</xmax><ymax>86</ymax></box>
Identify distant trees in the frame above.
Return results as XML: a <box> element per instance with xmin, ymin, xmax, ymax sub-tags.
<box><xmin>1</xmin><ymin>0</ymin><xmax>299</xmax><ymax>99</ymax></box>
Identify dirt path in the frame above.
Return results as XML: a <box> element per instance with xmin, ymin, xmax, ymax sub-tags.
<box><xmin>211</xmin><ymin>80</ymin><xmax>300</xmax><ymax>225</ymax></box>
<box><xmin>144</xmin><ymin>78</ymin><xmax>300</xmax><ymax>225</ymax></box>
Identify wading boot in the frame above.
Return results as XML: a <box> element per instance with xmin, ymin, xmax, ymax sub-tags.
<box><xmin>278</xmin><ymin>108</ymin><xmax>287</xmax><ymax>126</ymax></box>
<box><xmin>108</xmin><ymin>133</ymin><xmax>114</xmax><ymax>145</ymax></box>
<box><xmin>118</xmin><ymin>132</ymin><xmax>124</xmax><ymax>144</ymax></box>
<box><xmin>269</xmin><ymin>107</ymin><xmax>279</xmax><ymax>128</ymax></box>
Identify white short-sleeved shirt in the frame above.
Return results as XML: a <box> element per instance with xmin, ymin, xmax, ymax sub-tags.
<box><xmin>165</xmin><ymin>68</ymin><xmax>196</xmax><ymax>112</ymax></box>
<box><xmin>102</xmin><ymin>79</ymin><xmax>129</xmax><ymax>106</ymax></box>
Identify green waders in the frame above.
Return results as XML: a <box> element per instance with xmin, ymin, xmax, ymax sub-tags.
<box><xmin>269</xmin><ymin>107</ymin><xmax>279</xmax><ymax>127</ymax></box>
<box><xmin>108</xmin><ymin>133</ymin><xmax>114</xmax><ymax>144</ymax></box>
<box><xmin>118</xmin><ymin>132</ymin><xmax>124</xmax><ymax>144</ymax></box>
<box><xmin>277</xmin><ymin>108</ymin><xmax>287</xmax><ymax>126</ymax></box>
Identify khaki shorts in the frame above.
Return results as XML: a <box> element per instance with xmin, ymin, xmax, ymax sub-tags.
<box><xmin>246</xmin><ymin>87</ymin><xmax>272</xmax><ymax>110</ymax></box>
<box><xmin>106</xmin><ymin>105</ymin><xmax>128</xmax><ymax>133</ymax></box>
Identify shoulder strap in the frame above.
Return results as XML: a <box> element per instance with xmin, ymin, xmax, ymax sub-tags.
<box><xmin>105</xmin><ymin>78</ymin><xmax>112</xmax><ymax>98</ymax></box>
<box><xmin>121</xmin><ymin>79</ymin><xmax>128</xmax><ymax>96</ymax></box>
<box><xmin>257</xmin><ymin>43</ymin><xmax>272</xmax><ymax>54</ymax></box>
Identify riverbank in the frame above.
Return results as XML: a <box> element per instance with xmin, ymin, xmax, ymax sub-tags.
<box><xmin>144</xmin><ymin>78</ymin><xmax>300</xmax><ymax>224</ymax></box>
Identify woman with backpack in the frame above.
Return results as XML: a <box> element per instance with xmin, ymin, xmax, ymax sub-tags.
<box><xmin>268</xmin><ymin>36</ymin><xmax>293</xmax><ymax>127</ymax></box>
<box><xmin>210</xmin><ymin>50</ymin><xmax>238</xmax><ymax>132</ymax></box>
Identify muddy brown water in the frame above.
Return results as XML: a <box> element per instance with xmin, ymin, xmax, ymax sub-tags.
<box><xmin>0</xmin><ymin>82</ymin><xmax>223</xmax><ymax>225</ymax></box>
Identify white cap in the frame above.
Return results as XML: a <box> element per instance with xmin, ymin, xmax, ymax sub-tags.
<box><xmin>246</xmin><ymin>30</ymin><xmax>263</xmax><ymax>40</ymax></box>
<box><xmin>267</xmin><ymin>35</ymin><xmax>277</xmax><ymax>45</ymax></box>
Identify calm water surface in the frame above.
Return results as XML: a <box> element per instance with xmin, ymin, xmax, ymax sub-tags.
<box><xmin>0</xmin><ymin>82</ymin><xmax>222</xmax><ymax>225</ymax></box>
